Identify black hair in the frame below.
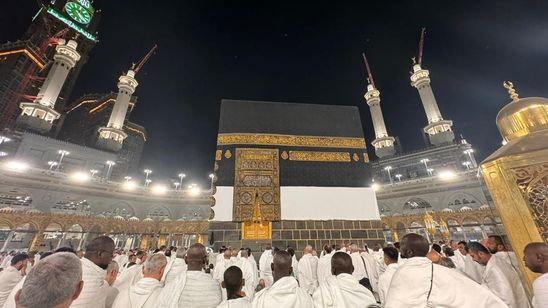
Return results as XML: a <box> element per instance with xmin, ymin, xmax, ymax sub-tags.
<box><xmin>383</xmin><ymin>247</ymin><xmax>399</xmax><ymax>262</ymax></box>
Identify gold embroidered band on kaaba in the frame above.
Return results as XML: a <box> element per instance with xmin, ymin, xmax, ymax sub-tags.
<box><xmin>289</xmin><ymin>151</ymin><xmax>351</xmax><ymax>162</ymax></box>
<box><xmin>217</xmin><ymin>133</ymin><xmax>366</xmax><ymax>149</ymax></box>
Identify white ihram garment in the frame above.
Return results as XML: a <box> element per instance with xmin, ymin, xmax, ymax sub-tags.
<box><xmin>217</xmin><ymin>297</ymin><xmax>251</xmax><ymax>308</ymax></box>
<box><xmin>481</xmin><ymin>257</ymin><xmax>531</xmax><ymax>308</ymax></box>
<box><xmin>111</xmin><ymin>277</ymin><xmax>162</xmax><ymax>308</ymax></box>
<box><xmin>251</xmin><ymin>276</ymin><xmax>313</xmax><ymax>308</ymax></box>
<box><xmin>70</xmin><ymin>258</ymin><xmax>108</xmax><ymax>308</ymax></box>
<box><xmin>158</xmin><ymin>270</ymin><xmax>222</xmax><ymax>308</ymax></box>
<box><xmin>463</xmin><ymin>254</ymin><xmax>484</xmax><ymax>283</ymax></box>
<box><xmin>297</xmin><ymin>253</ymin><xmax>318</xmax><ymax>295</ymax></box>
<box><xmin>360</xmin><ymin>252</ymin><xmax>379</xmax><ymax>293</ymax></box>
<box><xmin>258</xmin><ymin>250</ymin><xmax>273</xmax><ymax>287</ymax></box>
<box><xmin>317</xmin><ymin>252</ymin><xmax>334</xmax><ymax>284</ymax></box>
<box><xmin>113</xmin><ymin>263</ymin><xmax>143</xmax><ymax>293</ymax></box>
<box><xmin>532</xmin><ymin>273</ymin><xmax>548</xmax><ymax>308</ymax></box>
<box><xmin>163</xmin><ymin>257</ymin><xmax>187</xmax><ymax>284</ymax></box>
<box><xmin>312</xmin><ymin>273</ymin><xmax>376</xmax><ymax>308</ymax></box>
<box><xmin>0</xmin><ymin>266</ymin><xmax>22</xmax><ymax>307</ymax></box>
<box><xmin>240</xmin><ymin>257</ymin><xmax>257</xmax><ymax>299</ymax></box>
<box><xmin>2</xmin><ymin>275</ymin><xmax>25</xmax><ymax>308</ymax></box>
<box><xmin>377</xmin><ymin>263</ymin><xmax>398</xmax><ymax>303</ymax></box>
<box><xmin>384</xmin><ymin>257</ymin><xmax>508</xmax><ymax>308</ymax></box>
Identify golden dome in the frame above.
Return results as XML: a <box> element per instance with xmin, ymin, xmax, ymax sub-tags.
<box><xmin>496</xmin><ymin>81</ymin><xmax>548</xmax><ymax>142</ymax></box>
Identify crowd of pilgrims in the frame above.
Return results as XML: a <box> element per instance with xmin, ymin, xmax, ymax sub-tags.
<box><xmin>0</xmin><ymin>234</ymin><xmax>546</xmax><ymax>308</ymax></box>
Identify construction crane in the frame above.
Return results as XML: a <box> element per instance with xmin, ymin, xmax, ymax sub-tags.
<box><xmin>362</xmin><ymin>52</ymin><xmax>376</xmax><ymax>89</ymax></box>
<box><xmin>417</xmin><ymin>27</ymin><xmax>426</xmax><ymax>66</ymax></box>
<box><xmin>132</xmin><ymin>44</ymin><xmax>157</xmax><ymax>75</ymax></box>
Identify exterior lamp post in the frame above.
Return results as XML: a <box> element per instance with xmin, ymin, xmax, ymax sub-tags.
<box><xmin>145</xmin><ymin>178</ymin><xmax>152</xmax><ymax>187</ymax></box>
<box><xmin>0</xmin><ymin>136</ymin><xmax>10</xmax><ymax>146</ymax></box>
<box><xmin>420</xmin><ymin>158</ymin><xmax>430</xmax><ymax>176</ymax></box>
<box><xmin>47</xmin><ymin>161</ymin><xmax>58</xmax><ymax>170</ymax></box>
<box><xmin>178</xmin><ymin>173</ymin><xmax>186</xmax><ymax>190</ymax></box>
<box><xmin>144</xmin><ymin>169</ymin><xmax>152</xmax><ymax>183</ymax></box>
<box><xmin>462</xmin><ymin>161</ymin><xmax>472</xmax><ymax>170</ymax></box>
<box><xmin>56</xmin><ymin>150</ymin><xmax>70</xmax><ymax>171</ymax></box>
<box><xmin>427</xmin><ymin>168</ymin><xmax>434</xmax><ymax>176</ymax></box>
<box><xmin>395</xmin><ymin>174</ymin><xmax>402</xmax><ymax>182</ymax></box>
<box><xmin>90</xmin><ymin>169</ymin><xmax>99</xmax><ymax>177</ymax></box>
<box><xmin>463</xmin><ymin>149</ymin><xmax>475</xmax><ymax>166</ymax></box>
<box><xmin>105</xmin><ymin>161</ymin><xmax>115</xmax><ymax>181</ymax></box>
<box><xmin>124</xmin><ymin>176</ymin><xmax>132</xmax><ymax>182</ymax></box>
<box><xmin>384</xmin><ymin>166</ymin><xmax>393</xmax><ymax>185</ymax></box>
<box><xmin>173</xmin><ymin>182</ymin><xmax>180</xmax><ymax>190</ymax></box>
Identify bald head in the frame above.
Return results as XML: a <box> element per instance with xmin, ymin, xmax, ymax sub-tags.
<box><xmin>304</xmin><ymin>245</ymin><xmax>313</xmax><ymax>254</ymax></box>
<box><xmin>185</xmin><ymin>243</ymin><xmax>207</xmax><ymax>271</ymax></box>
<box><xmin>272</xmin><ymin>250</ymin><xmax>292</xmax><ymax>283</ymax></box>
<box><xmin>240</xmin><ymin>249</ymin><xmax>249</xmax><ymax>258</ymax></box>
<box><xmin>331</xmin><ymin>252</ymin><xmax>354</xmax><ymax>276</ymax></box>
<box><xmin>524</xmin><ymin>242</ymin><xmax>548</xmax><ymax>274</ymax></box>
<box><xmin>401</xmin><ymin>233</ymin><xmax>429</xmax><ymax>258</ymax></box>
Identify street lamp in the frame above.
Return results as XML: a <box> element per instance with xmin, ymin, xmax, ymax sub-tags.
<box><xmin>463</xmin><ymin>149</ymin><xmax>475</xmax><ymax>165</ymax></box>
<box><xmin>105</xmin><ymin>161</ymin><xmax>116</xmax><ymax>181</ymax></box>
<box><xmin>173</xmin><ymin>182</ymin><xmax>180</xmax><ymax>190</ymax></box>
<box><xmin>395</xmin><ymin>174</ymin><xmax>402</xmax><ymax>182</ymax></box>
<box><xmin>90</xmin><ymin>169</ymin><xmax>99</xmax><ymax>177</ymax></box>
<box><xmin>56</xmin><ymin>150</ymin><xmax>70</xmax><ymax>171</ymax></box>
<box><xmin>384</xmin><ymin>166</ymin><xmax>393</xmax><ymax>185</ymax></box>
<box><xmin>462</xmin><ymin>161</ymin><xmax>472</xmax><ymax>170</ymax></box>
<box><xmin>145</xmin><ymin>178</ymin><xmax>152</xmax><ymax>187</ymax></box>
<box><xmin>144</xmin><ymin>169</ymin><xmax>152</xmax><ymax>183</ymax></box>
<box><xmin>47</xmin><ymin>161</ymin><xmax>58</xmax><ymax>170</ymax></box>
<box><xmin>124</xmin><ymin>176</ymin><xmax>132</xmax><ymax>182</ymax></box>
<box><xmin>420</xmin><ymin>158</ymin><xmax>430</xmax><ymax>176</ymax></box>
<box><xmin>0</xmin><ymin>152</ymin><xmax>7</xmax><ymax>157</ymax></box>
<box><xmin>0</xmin><ymin>136</ymin><xmax>10</xmax><ymax>146</ymax></box>
<box><xmin>177</xmin><ymin>173</ymin><xmax>186</xmax><ymax>190</ymax></box>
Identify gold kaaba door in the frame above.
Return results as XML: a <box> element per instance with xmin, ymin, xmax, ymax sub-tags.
<box><xmin>234</xmin><ymin>148</ymin><xmax>280</xmax><ymax>239</ymax></box>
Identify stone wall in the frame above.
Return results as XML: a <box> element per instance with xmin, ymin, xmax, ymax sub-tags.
<box><xmin>209</xmin><ymin>219</ymin><xmax>385</xmax><ymax>259</ymax></box>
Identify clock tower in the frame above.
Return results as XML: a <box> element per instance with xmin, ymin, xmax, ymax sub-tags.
<box><xmin>0</xmin><ymin>0</ymin><xmax>101</xmax><ymax>131</ymax></box>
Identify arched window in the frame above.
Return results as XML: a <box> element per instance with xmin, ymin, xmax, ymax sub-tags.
<box><xmin>51</xmin><ymin>200</ymin><xmax>91</xmax><ymax>215</ymax></box>
<box><xmin>403</xmin><ymin>198</ymin><xmax>432</xmax><ymax>213</ymax></box>
<box><xmin>147</xmin><ymin>207</ymin><xmax>170</xmax><ymax>220</ymax></box>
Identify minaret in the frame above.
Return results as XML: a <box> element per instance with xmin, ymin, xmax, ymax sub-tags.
<box><xmin>96</xmin><ymin>69</ymin><xmax>137</xmax><ymax>151</ymax></box>
<box><xmin>362</xmin><ymin>52</ymin><xmax>395</xmax><ymax>158</ymax></box>
<box><xmin>17</xmin><ymin>39</ymin><xmax>81</xmax><ymax>133</ymax></box>
<box><xmin>410</xmin><ymin>29</ymin><xmax>455</xmax><ymax>146</ymax></box>
<box><xmin>97</xmin><ymin>45</ymin><xmax>156</xmax><ymax>152</ymax></box>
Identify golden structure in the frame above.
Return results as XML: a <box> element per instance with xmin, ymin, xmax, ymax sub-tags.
<box><xmin>242</xmin><ymin>192</ymin><xmax>272</xmax><ymax>240</ymax></box>
<box><xmin>381</xmin><ymin>207</ymin><xmax>501</xmax><ymax>241</ymax></box>
<box><xmin>233</xmin><ymin>148</ymin><xmax>280</xmax><ymax>222</ymax></box>
<box><xmin>288</xmin><ymin>151</ymin><xmax>351</xmax><ymax>162</ymax></box>
<box><xmin>423</xmin><ymin>211</ymin><xmax>437</xmax><ymax>241</ymax></box>
<box><xmin>0</xmin><ymin>210</ymin><xmax>209</xmax><ymax>251</ymax></box>
<box><xmin>480</xmin><ymin>81</ymin><xmax>548</xmax><ymax>288</ymax></box>
<box><xmin>217</xmin><ymin>133</ymin><xmax>366</xmax><ymax>149</ymax></box>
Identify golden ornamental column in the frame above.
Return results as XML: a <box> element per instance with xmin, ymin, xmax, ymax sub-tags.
<box><xmin>28</xmin><ymin>230</ymin><xmax>44</xmax><ymax>251</ymax></box>
<box><xmin>480</xmin><ymin>81</ymin><xmax>548</xmax><ymax>289</ymax></box>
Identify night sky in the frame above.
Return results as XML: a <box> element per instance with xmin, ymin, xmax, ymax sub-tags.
<box><xmin>3</xmin><ymin>1</ymin><xmax>548</xmax><ymax>187</ymax></box>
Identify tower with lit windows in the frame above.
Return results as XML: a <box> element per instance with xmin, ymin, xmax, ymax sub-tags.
<box><xmin>17</xmin><ymin>39</ymin><xmax>81</xmax><ymax>133</ymax></box>
<box><xmin>410</xmin><ymin>29</ymin><xmax>455</xmax><ymax>146</ymax></box>
<box><xmin>96</xmin><ymin>69</ymin><xmax>138</xmax><ymax>151</ymax></box>
<box><xmin>362</xmin><ymin>53</ymin><xmax>396</xmax><ymax>158</ymax></box>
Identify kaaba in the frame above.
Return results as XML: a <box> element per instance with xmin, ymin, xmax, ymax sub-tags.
<box><xmin>209</xmin><ymin>99</ymin><xmax>383</xmax><ymax>256</ymax></box>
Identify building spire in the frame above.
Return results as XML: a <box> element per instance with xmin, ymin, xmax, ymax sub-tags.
<box><xmin>503</xmin><ymin>81</ymin><xmax>519</xmax><ymax>102</ymax></box>
<box><xmin>362</xmin><ymin>52</ymin><xmax>376</xmax><ymax>88</ymax></box>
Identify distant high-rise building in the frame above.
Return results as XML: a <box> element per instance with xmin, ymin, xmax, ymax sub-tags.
<box><xmin>0</xmin><ymin>0</ymin><xmax>100</xmax><ymax>129</ymax></box>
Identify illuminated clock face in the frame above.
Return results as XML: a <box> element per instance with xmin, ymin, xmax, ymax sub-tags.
<box><xmin>64</xmin><ymin>2</ymin><xmax>92</xmax><ymax>25</ymax></box>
